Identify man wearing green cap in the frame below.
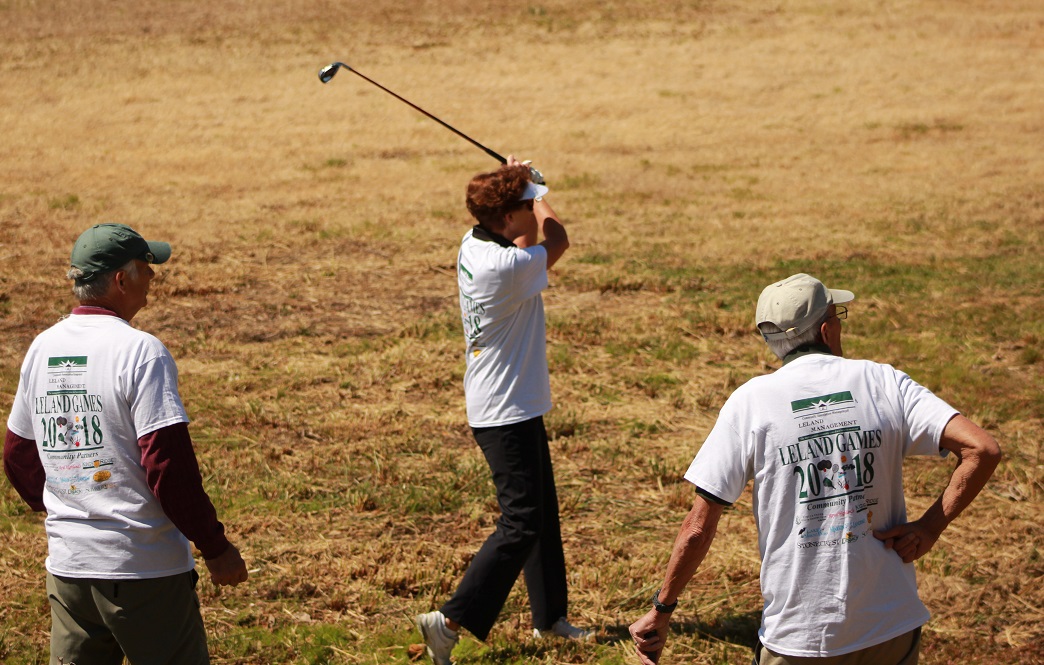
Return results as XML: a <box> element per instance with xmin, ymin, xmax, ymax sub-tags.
<box><xmin>4</xmin><ymin>223</ymin><xmax>248</xmax><ymax>664</ymax></box>
<box><xmin>628</xmin><ymin>273</ymin><xmax>1001</xmax><ymax>665</ymax></box>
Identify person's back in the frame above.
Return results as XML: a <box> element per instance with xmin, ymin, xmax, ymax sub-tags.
<box><xmin>691</xmin><ymin>352</ymin><xmax>957</xmax><ymax>655</ymax></box>
<box><xmin>5</xmin><ymin>223</ymin><xmax>248</xmax><ymax>665</ymax></box>
<box><xmin>629</xmin><ymin>273</ymin><xmax>1000</xmax><ymax>665</ymax></box>
<box><xmin>458</xmin><ymin>225</ymin><xmax>551</xmax><ymax>426</ymax></box>
<box><xmin>20</xmin><ymin>311</ymin><xmax>194</xmax><ymax>578</ymax></box>
<box><xmin>416</xmin><ymin>158</ymin><xmax>588</xmax><ymax>665</ymax></box>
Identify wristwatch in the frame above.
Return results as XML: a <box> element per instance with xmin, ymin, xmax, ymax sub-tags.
<box><xmin>651</xmin><ymin>588</ymin><xmax>678</xmax><ymax>613</ymax></box>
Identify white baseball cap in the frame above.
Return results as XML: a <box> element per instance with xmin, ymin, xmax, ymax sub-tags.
<box><xmin>756</xmin><ymin>273</ymin><xmax>854</xmax><ymax>340</ymax></box>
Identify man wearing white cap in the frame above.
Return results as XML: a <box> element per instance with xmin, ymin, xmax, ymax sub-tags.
<box><xmin>4</xmin><ymin>223</ymin><xmax>248</xmax><ymax>664</ymax></box>
<box><xmin>416</xmin><ymin>157</ymin><xmax>590</xmax><ymax>664</ymax></box>
<box><xmin>628</xmin><ymin>273</ymin><xmax>1001</xmax><ymax>664</ymax></box>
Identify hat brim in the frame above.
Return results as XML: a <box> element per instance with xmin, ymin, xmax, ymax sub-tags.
<box><xmin>829</xmin><ymin>288</ymin><xmax>854</xmax><ymax>305</ymax></box>
<box><xmin>145</xmin><ymin>241</ymin><xmax>172</xmax><ymax>264</ymax></box>
<box><xmin>520</xmin><ymin>182</ymin><xmax>549</xmax><ymax>201</ymax></box>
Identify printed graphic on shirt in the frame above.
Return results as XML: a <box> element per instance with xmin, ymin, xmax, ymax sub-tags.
<box><xmin>48</xmin><ymin>355</ymin><xmax>87</xmax><ymax>383</ymax></box>
<box><xmin>459</xmin><ymin>261</ymin><xmax>474</xmax><ymax>282</ymax></box>
<box><xmin>779</xmin><ymin>391</ymin><xmax>881</xmax><ymax>550</ymax></box>
<box><xmin>460</xmin><ymin>291</ymin><xmax>485</xmax><ymax>344</ymax></box>
<box><xmin>791</xmin><ymin>391</ymin><xmax>856</xmax><ymax>415</ymax></box>
<box><xmin>35</xmin><ymin>356</ymin><xmax>115</xmax><ymax>496</ymax></box>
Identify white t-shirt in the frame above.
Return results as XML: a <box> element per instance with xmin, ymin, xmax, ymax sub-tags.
<box><xmin>7</xmin><ymin>313</ymin><xmax>194</xmax><ymax>579</ymax></box>
<box><xmin>684</xmin><ymin>353</ymin><xmax>958</xmax><ymax>657</ymax></box>
<box><xmin>458</xmin><ymin>228</ymin><xmax>552</xmax><ymax>427</ymax></box>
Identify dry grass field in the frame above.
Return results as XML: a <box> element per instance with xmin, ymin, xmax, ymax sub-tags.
<box><xmin>1</xmin><ymin>0</ymin><xmax>1042</xmax><ymax>663</ymax></box>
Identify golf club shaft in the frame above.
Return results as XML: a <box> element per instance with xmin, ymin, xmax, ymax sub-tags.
<box><xmin>323</xmin><ymin>62</ymin><xmax>506</xmax><ymax>164</ymax></box>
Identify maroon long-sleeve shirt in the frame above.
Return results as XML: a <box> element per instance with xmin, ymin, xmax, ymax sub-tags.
<box><xmin>4</xmin><ymin>422</ymin><xmax>230</xmax><ymax>560</ymax></box>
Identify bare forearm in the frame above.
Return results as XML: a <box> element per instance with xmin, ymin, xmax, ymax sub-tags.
<box><xmin>535</xmin><ymin>199</ymin><xmax>569</xmax><ymax>268</ymax></box>
<box><xmin>536</xmin><ymin>200</ymin><xmax>566</xmax><ymax>241</ymax></box>
<box><xmin>920</xmin><ymin>443</ymin><xmax>1001</xmax><ymax>537</ymax></box>
<box><xmin>658</xmin><ymin>497</ymin><xmax>723</xmax><ymax>604</ymax></box>
<box><xmin>875</xmin><ymin>415</ymin><xmax>1002</xmax><ymax>562</ymax></box>
<box><xmin>629</xmin><ymin>496</ymin><xmax>724</xmax><ymax>661</ymax></box>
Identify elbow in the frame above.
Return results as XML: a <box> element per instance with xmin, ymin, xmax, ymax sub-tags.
<box><xmin>983</xmin><ymin>438</ymin><xmax>1002</xmax><ymax>470</ymax></box>
<box><xmin>968</xmin><ymin>435</ymin><xmax>1002</xmax><ymax>478</ymax></box>
<box><xmin>680</xmin><ymin>513</ymin><xmax>718</xmax><ymax>549</ymax></box>
<box><xmin>945</xmin><ymin>415</ymin><xmax>1002</xmax><ymax>475</ymax></box>
<box><xmin>681</xmin><ymin>525</ymin><xmax>714</xmax><ymax>550</ymax></box>
<box><xmin>557</xmin><ymin>227</ymin><xmax>570</xmax><ymax>250</ymax></box>
<box><xmin>977</xmin><ymin>427</ymin><xmax>1002</xmax><ymax>467</ymax></box>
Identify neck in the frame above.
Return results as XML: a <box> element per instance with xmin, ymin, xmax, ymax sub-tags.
<box><xmin>472</xmin><ymin>224</ymin><xmax>515</xmax><ymax>248</ymax></box>
<box><xmin>78</xmin><ymin>299</ymin><xmax>135</xmax><ymax>321</ymax></box>
<box><xmin>782</xmin><ymin>341</ymin><xmax>834</xmax><ymax>365</ymax></box>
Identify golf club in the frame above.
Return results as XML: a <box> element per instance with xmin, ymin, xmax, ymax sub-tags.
<box><xmin>318</xmin><ymin>61</ymin><xmax>507</xmax><ymax>164</ymax></box>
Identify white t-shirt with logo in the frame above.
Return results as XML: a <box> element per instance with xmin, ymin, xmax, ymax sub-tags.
<box><xmin>7</xmin><ymin>314</ymin><xmax>194</xmax><ymax>579</ymax></box>
<box><xmin>458</xmin><ymin>228</ymin><xmax>552</xmax><ymax>427</ymax></box>
<box><xmin>684</xmin><ymin>353</ymin><xmax>958</xmax><ymax>657</ymax></box>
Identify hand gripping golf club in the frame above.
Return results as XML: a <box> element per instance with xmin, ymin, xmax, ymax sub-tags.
<box><xmin>319</xmin><ymin>61</ymin><xmax>507</xmax><ymax>164</ymax></box>
<box><xmin>643</xmin><ymin>630</ymin><xmax>660</xmax><ymax>663</ymax></box>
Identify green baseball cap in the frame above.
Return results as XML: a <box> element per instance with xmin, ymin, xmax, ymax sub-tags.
<box><xmin>70</xmin><ymin>223</ymin><xmax>171</xmax><ymax>282</ymax></box>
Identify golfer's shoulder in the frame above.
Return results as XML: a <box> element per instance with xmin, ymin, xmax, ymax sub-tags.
<box><xmin>483</xmin><ymin>243</ymin><xmax>543</xmax><ymax>271</ymax></box>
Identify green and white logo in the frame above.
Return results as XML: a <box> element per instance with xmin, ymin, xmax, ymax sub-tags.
<box><xmin>48</xmin><ymin>356</ymin><xmax>88</xmax><ymax>374</ymax></box>
<box><xmin>791</xmin><ymin>391</ymin><xmax>855</xmax><ymax>414</ymax></box>
<box><xmin>47</xmin><ymin>356</ymin><xmax>88</xmax><ymax>395</ymax></box>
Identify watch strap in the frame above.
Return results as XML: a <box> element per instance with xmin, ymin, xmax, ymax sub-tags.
<box><xmin>651</xmin><ymin>588</ymin><xmax>677</xmax><ymax>613</ymax></box>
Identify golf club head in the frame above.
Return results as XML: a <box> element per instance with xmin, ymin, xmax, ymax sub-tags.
<box><xmin>318</xmin><ymin>62</ymin><xmax>347</xmax><ymax>84</ymax></box>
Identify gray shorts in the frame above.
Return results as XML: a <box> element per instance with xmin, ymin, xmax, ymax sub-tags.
<box><xmin>47</xmin><ymin>570</ymin><xmax>209</xmax><ymax>665</ymax></box>
<box><xmin>753</xmin><ymin>627</ymin><xmax>920</xmax><ymax>665</ymax></box>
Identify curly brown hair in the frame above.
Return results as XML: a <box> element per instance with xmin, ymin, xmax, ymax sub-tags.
<box><xmin>465</xmin><ymin>163</ymin><xmax>531</xmax><ymax>229</ymax></box>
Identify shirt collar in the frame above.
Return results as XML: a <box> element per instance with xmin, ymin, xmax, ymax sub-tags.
<box><xmin>782</xmin><ymin>341</ymin><xmax>834</xmax><ymax>366</ymax></box>
<box><xmin>71</xmin><ymin>305</ymin><xmax>121</xmax><ymax>318</ymax></box>
<box><xmin>471</xmin><ymin>225</ymin><xmax>515</xmax><ymax>248</ymax></box>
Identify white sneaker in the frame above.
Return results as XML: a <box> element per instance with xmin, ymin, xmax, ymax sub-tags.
<box><xmin>532</xmin><ymin>617</ymin><xmax>595</xmax><ymax>642</ymax></box>
<box><xmin>416</xmin><ymin>611</ymin><xmax>458</xmax><ymax>665</ymax></box>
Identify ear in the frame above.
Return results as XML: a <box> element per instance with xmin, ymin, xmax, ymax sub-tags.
<box><xmin>820</xmin><ymin>317</ymin><xmax>843</xmax><ymax>357</ymax></box>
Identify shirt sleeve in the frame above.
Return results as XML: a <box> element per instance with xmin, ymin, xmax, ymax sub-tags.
<box><xmin>507</xmin><ymin>245</ymin><xmax>549</xmax><ymax>303</ymax></box>
<box><xmin>894</xmin><ymin>369</ymin><xmax>959</xmax><ymax>458</ymax></box>
<box><xmin>3</xmin><ymin>429</ymin><xmax>46</xmax><ymax>512</ymax></box>
<box><xmin>128</xmin><ymin>352</ymin><xmax>190</xmax><ymax>438</ymax></box>
<box><xmin>684</xmin><ymin>396</ymin><xmax>754</xmax><ymax>504</ymax></box>
<box><xmin>695</xmin><ymin>485</ymin><xmax>734</xmax><ymax>506</ymax></box>
<box><xmin>138</xmin><ymin>422</ymin><xmax>230</xmax><ymax>560</ymax></box>
<box><xmin>6</xmin><ymin>356</ymin><xmax>35</xmax><ymax>440</ymax></box>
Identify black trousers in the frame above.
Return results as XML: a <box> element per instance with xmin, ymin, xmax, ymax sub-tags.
<box><xmin>441</xmin><ymin>416</ymin><xmax>568</xmax><ymax>641</ymax></box>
